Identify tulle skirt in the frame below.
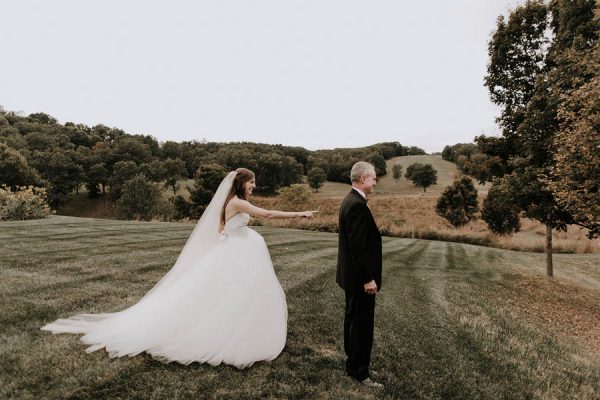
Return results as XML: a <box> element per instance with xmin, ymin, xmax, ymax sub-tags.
<box><xmin>42</xmin><ymin>228</ymin><xmax>288</xmax><ymax>369</ymax></box>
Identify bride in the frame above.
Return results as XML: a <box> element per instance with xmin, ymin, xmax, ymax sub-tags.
<box><xmin>42</xmin><ymin>168</ymin><xmax>315</xmax><ymax>368</ymax></box>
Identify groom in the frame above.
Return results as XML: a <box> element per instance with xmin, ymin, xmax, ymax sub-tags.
<box><xmin>336</xmin><ymin>161</ymin><xmax>383</xmax><ymax>388</ymax></box>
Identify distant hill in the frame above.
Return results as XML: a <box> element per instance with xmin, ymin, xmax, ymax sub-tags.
<box><xmin>376</xmin><ymin>154</ymin><xmax>490</xmax><ymax>195</ymax></box>
<box><xmin>307</xmin><ymin>155</ymin><xmax>490</xmax><ymax>197</ymax></box>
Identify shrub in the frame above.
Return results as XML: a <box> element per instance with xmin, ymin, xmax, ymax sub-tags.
<box><xmin>277</xmin><ymin>184</ymin><xmax>313</xmax><ymax>211</ymax></box>
<box><xmin>173</xmin><ymin>195</ymin><xmax>192</xmax><ymax>219</ymax></box>
<box><xmin>0</xmin><ymin>186</ymin><xmax>53</xmax><ymax>220</ymax></box>
<box><xmin>436</xmin><ymin>177</ymin><xmax>479</xmax><ymax>227</ymax></box>
<box><xmin>115</xmin><ymin>174</ymin><xmax>162</xmax><ymax>221</ymax></box>
<box><xmin>0</xmin><ymin>142</ymin><xmax>44</xmax><ymax>189</ymax></box>
<box><xmin>307</xmin><ymin>167</ymin><xmax>326</xmax><ymax>192</ymax></box>
<box><xmin>482</xmin><ymin>180</ymin><xmax>521</xmax><ymax>235</ymax></box>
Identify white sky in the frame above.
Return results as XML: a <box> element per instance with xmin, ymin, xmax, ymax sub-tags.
<box><xmin>1</xmin><ymin>0</ymin><xmax>523</xmax><ymax>153</ymax></box>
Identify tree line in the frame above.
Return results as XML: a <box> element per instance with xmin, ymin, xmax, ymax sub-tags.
<box><xmin>0</xmin><ymin>108</ymin><xmax>424</xmax><ymax>215</ymax></box>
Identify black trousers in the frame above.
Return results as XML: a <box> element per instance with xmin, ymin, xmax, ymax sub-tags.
<box><xmin>344</xmin><ymin>290</ymin><xmax>375</xmax><ymax>381</ymax></box>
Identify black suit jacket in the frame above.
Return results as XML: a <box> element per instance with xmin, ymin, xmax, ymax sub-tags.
<box><xmin>336</xmin><ymin>189</ymin><xmax>382</xmax><ymax>293</ymax></box>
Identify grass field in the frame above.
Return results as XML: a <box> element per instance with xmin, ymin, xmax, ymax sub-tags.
<box><xmin>1</xmin><ymin>216</ymin><xmax>599</xmax><ymax>399</ymax></box>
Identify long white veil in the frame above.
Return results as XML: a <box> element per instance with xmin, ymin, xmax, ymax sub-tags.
<box><xmin>42</xmin><ymin>171</ymin><xmax>237</xmax><ymax>334</ymax></box>
<box><xmin>139</xmin><ymin>170</ymin><xmax>237</xmax><ymax>300</ymax></box>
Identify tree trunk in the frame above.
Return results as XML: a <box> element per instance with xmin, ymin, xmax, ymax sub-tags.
<box><xmin>423</xmin><ymin>186</ymin><xmax>426</xmax><ymax>193</ymax></box>
<box><xmin>546</xmin><ymin>223</ymin><xmax>553</xmax><ymax>277</ymax></box>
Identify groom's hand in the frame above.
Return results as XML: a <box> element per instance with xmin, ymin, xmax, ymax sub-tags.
<box><xmin>364</xmin><ymin>280</ymin><xmax>377</xmax><ymax>295</ymax></box>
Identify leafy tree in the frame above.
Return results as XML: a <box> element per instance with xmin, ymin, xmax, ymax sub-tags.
<box><xmin>113</xmin><ymin>137</ymin><xmax>153</xmax><ymax>164</ymax></box>
<box><xmin>442</xmin><ymin>145</ymin><xmax>452</xmax><ymax>161</ymax></box>
<box><xmin>163</xmin><ymin>158</ymin><xmax>188</xmax><ymax>195</ymax></box>
<box><xmin>87</xmin><ymin>163</ymin><xmax>109</xmax><ymax>196</ymax></box>
<box><xmin>406</xmin><ymin>146</ymin><xmax>426</xmax><ymax>155</ymax></box>
<box><xmin>189</xmin><ymin>163</ymin><xmax>227</xmax><ymax>218</ymax></box>
<box><xmin>368</xmin><ymin>153</ymin><xmax>387</xmax><ymax>176</ymax></box>
<box><xmin>25</xmin><ymin>131</ymin><xmax>57</xmax><ymax>151</ymax></box>
<box><xmin>436</xmin><ymin>177</ymin><xmax>479</xmax><ymax>227</ymax></box>
<box><xmin>481</xmin><ymin>179</ymin><xmax>522</xmax><ymax>235</ymax></box>
<box><xmin>392</xmin><ymin>164</ymin><xmax>403</xmax><ymax>182</ymax></box>
<box><xmin>307</xmin><ymin>167</ymin><xmax>326</xmax><ymax>192</ymax></box>
<box><xmin>29</xmin><ymin>148</ymin><xmax>83</xmax><ymax>207</ymax></box>
<box><xmin>28</xmin><ymin>112</ymin><xmax>57</xmax><ymax>125</ymax></box>
<box><xmin>477</xmin><ymin>0</ymin><xmax>599</xmax><ymax>276</ymax></box>
<box><xmin>253</xmin><ymin>153</ymin><xmax>302</xmax><ymax>195</ymax></box>
<box><xmin>173</xmin><ymin>195</ymin><xmax>192</xmax><ymax>219</ymax></box>
<box><xmin>116</xmin><ymin>174</ymin><xmax>162</xmax><ymax>220</ymax></box>
<box><xmin>108</xmin><ymin>161</ymin><xmax>138</xmax><ymax>201</ymax></box>
<box><xmin>548</xmin><ymin>11</ymin><xmax>600</xmax><ymax>238</ymax></box>
<box><xmin>0</xmin><ymin>142</ymin><xmax>44</xmax><ymax>189</ymax></box>
<box><xmin>138</xmin><ymin>160</ymin><xmax>166</xmax><ymax>183</ymax></box>
<box><xmin>441</xmin><ymin>143</ymin><xmax>480</xmax><ymax>163</ymax></box>
<box><xmin>277</xmin><ymin>184</ymin><xmax>312</xmax><ymax>211</ymax></box>
<box><xmin>405</xmin><ymin>163</ymin><xmax>437</xmax><ymax>192</ymax></box>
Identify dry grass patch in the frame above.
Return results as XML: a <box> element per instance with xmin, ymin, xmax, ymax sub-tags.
<box><xmin>251</xmin><ymin>194</ymin><xmax>599</xmax><ymax>254</ymax></box>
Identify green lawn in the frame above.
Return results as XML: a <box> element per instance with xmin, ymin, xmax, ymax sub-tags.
<box><xmin>1</xmin><ymin>216</ymin><xmax>599</xmax><ymax>399</ymax></box>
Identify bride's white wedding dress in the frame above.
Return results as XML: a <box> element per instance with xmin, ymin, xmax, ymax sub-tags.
<box><xmin>42</xmin><ymin>172</ymin><xmax>288</xmax><ymax>369</ymax></box>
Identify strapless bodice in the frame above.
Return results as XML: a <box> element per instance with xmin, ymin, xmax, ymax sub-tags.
<box><xmin>222</xmin><ymin>212</ymin><xmax>250</xmax><ymax>236</ymax></box>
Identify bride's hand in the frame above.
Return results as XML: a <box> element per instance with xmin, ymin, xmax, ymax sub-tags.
<box><xmin>302</xmin><ymin>211</ymin><xmax>318</xmax><ymax>219</ymax></box>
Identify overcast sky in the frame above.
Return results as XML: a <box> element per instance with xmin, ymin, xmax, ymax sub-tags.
<box><xmin>1</xmin><ymin>0</ymin><xmax>523</xmax><ymax>153</ymax></box>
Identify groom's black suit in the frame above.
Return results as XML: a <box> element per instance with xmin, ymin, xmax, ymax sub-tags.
<box><xmin>336</xmin><ymin>188</ymin><xmax>382</xmax><ymax>381</ymax></box>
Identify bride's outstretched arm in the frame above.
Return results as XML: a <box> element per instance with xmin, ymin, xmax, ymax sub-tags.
<box><xmin>231</xmin><ymin>198</ymin><xmax>317</xmax><ymax>219</ymax></box>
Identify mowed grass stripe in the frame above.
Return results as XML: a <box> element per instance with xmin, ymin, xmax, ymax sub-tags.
<box><xmin>7</xmin><ymin>237</ymin><xmax>190</xmax><ymax>260</ymax></box>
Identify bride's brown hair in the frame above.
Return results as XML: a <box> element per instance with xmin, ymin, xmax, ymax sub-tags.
<box><xmin>221</xmin><ymin>168</ymin><xmax>255</xmax><ymax>226</ymax></box>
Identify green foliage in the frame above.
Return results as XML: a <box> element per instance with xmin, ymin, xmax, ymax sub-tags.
<box><xmin>0</xmin><ymin>185</ymin><xmax>52</xmax><ymax>220</ymax></box>
<box><xmin>251</xmin><ymin>153</ymin><xmax>302</xmax><ymax>195</ymax></box>
<box><xmin>307</xmin><ymin>167</ymin><xmax>326</xmax><ymax>192</ymax></box>
<box><xmin>441</xmin><ymin>143</ymin><xmax>479</xmax><ymax>162</ymax></box>
<box><xmin>115</xmin><ymin>174</ymin><xmax>163</xmax><ymax>221</ymax></box>
<box><xmin>86</xmin><ymin>163</ymin><xmax>109</xmax><ymax>198</ymax></box>
<box><xmin>194</xmin><ymin>163</ymin><xmax>227</xmax><ymax>193</ymax></box>
<box><xmin>108</xmin><ymin>161</ymin><xmax>138</xmax><ymax>201</ymax></box>
<box><xmin>112</xmin><ymin>137</ymin><xmax>153</xmax><ymax>165</ymax></box>
<box><xmin>0</xmin><ymin>107</ymin><xmax>428</xmax><ymax>218</ymax></box>
<box><xmin>484</xmin><ymin>0</ymin><xmax>549</xmax><ymax>140</ymax></box>
<box><xmin>392</xmin><ymin>164</ymin><xmax>403</xmax><ymax>182</ymax></box>
<box><xmin>173</xmin><ymin>195</ymin><xmax>192</xmax><ymax>219</ymax></box>
<box><xmin>189</xmin><ymin>163</ymin><xmax>227</xmax><ymax>218</ymax></box>
<box><xmin>0</xmin><ymin>142</ymin><xmax>44</xmax><ymax>190</ymax></box>
<box><xmin>309</xmin><ymin>142</ymin><xmax>422</xmax><ymax>184</ymax></box>
<box><xmin>163</xmin><ymin>158</ymin><xmax>187</xmax><ymax>195</ymax></box>
<box><xmin>405</xmin><ymin>163</ymin><xmax>438</xmax><ymax>192</ymax></box>
<box><xmin>436</xmin><ymin>177</ymin><xmax>479</xmax><ymax>227</ymax></box>
<box><xmin>476</xmin><ymin>0</ymin><xmax>599</xmax><ymax>272</ymax></box>
<box><xmin>277</xmin><ymin>184</ymin><xmax>313</xmax><ymax>211</ymax></box>
<box><xmin>482</xmin><ymin>179</ymin><xmax>522</xmax><ymax>235</ymax></box>
<box><xmin>138</xmin><ymin>160</ymin><xmax>166</xmax><ymax>183</ymax></box>
<box><xmin>547</xmin><ymin>1</ymin><xmax>600</xmax><ymax>238</ymax></box>
<box><xmin>29</xmin><ymin>148</ymin><xmax>83</xmax><ymax>208</ymax></box>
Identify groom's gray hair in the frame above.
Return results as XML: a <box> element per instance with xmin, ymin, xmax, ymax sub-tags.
<box><xmin>350</xmin><ymin>161</ymin><xmax>375</xmax><ymax>183</ymax></box>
